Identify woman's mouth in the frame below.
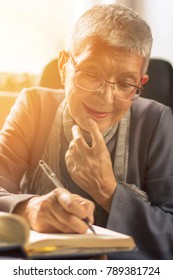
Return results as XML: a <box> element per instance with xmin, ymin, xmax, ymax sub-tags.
<box><xmin>83</xmin><ymin>103</ymin><xmax>112</xmax><ymax>119</ymax></box>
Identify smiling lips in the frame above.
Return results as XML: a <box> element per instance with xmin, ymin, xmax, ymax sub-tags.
<box><xmin>83</xmin><ymin>103</ymin><xmax>112</xmax><ymax>119</ymax></box>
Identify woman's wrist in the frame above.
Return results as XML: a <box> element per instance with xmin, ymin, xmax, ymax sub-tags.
<box><xmin>93</xmin><ymin>180</ymin><xmax>117</xmax><ymax>212</ymax></box>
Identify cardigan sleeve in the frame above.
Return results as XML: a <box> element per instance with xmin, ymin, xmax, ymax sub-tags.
<box><xmin>107</xmin><ymin>104</ymin><xmax>173</xmax><ymax>259</ymax></box>
<box><xmin>0</xmin><ymin>89</ymin><xmax>38</xmax><ymax>212</ymax></box>
<box><xmin>0</xmin><ymin>87</ymin><xmax>64</xmax><ymax>212</ymax></box>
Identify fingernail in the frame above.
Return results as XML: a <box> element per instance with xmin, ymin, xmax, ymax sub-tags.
<box><xmin>72</xmin><ymin>125</ymin><xmax>81</xmax><ymax>139</ymax></box>
<box><xmin>72</xmin><ymin>124</ymin><xmax>78</xmax><ymax>131</ymax></box>
<box><xmin>59</xmin><ymin>192</ymin><xmax>71</xmax><ymax>205</ymax></box>
<box><xmin>87</xmin><ymin>118</ymin><xmax>94</xmax><ymax>126</ymax></box>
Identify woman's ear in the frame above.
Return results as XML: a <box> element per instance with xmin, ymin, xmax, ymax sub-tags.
<box><xmin>141</xmin><ymin>74</ymin><xmax>149</xmax><ymax>85</ymax></box>
<box><xmin>58</xmin><ymin>50</ymin><xmax>69</xmax><ymax>85</ymax></box>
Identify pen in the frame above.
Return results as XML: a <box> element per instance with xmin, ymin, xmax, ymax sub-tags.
<box><xmin>39</xmin><ymin>160</ymin><xmax>96</xmax><ymax>235</ymax></box>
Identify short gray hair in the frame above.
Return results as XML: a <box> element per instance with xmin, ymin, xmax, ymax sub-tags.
<box><xmin>68</xmin><ymin>4</ymin><xmax>153</xmax><ymax>73</ymax></box>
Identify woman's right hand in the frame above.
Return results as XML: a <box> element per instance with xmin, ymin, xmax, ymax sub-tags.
<box><xmin>14</xmin><ymin>188</ymin><xmax>95</xmax><ymax>233</ymax></box>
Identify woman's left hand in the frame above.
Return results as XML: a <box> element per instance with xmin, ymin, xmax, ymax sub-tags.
<box><xmin>65</xmin><ymin>118</ymin><xmax>117</xmax><ymax>212</ymax></box>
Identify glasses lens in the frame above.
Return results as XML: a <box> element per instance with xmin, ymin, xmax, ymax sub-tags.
<box><xmin>114</xmin><ymin>83</ymin><xmax>141</xmax><ymax>101</ymax></box>
<box><xmin>74</xmin><ymin>68</ymin><xmax>142</xmax><ymax>101</ymax></box>
<box><xmin>75</xmin><ymin>71</ymin><xmax>104</xmax><ymax>91</ymax></box>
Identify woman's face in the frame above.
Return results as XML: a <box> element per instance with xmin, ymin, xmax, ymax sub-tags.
<box><xmin>62</xmin><ymin>44</ymin><xmax>146</xmax><ymax>133</ymax></box>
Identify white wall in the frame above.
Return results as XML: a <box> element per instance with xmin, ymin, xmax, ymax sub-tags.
<box><xmin>0</xmin><ymin>0</ymin><xmax>82</xmax><ymax>74</ymax></box>
<box><xmin>142</xmin><ymin>0</ymin><xmax>173</xmax><ymax>65</ymax></box>
<box><xmin>88</xmin><ymin>0</ymin><xmax>173</xmax><ymax>66</ymax></box>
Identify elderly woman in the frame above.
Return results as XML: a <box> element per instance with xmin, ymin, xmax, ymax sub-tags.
<box><xmin>0</xmin><ymin>4</ymin><xmax>173</xmax><ymax>259</ymax></box>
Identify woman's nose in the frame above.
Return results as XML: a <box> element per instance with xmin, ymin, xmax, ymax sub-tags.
<box><xmin>95</xmin><ymin>83</ymin><xmax>115</xmax><ymax>104</ymax></box>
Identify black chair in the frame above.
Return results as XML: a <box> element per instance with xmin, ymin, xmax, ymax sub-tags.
<box><xmin>142</xmin><ymin>58</ymin><xmax>173</xmax><ymax>109</ymax></box>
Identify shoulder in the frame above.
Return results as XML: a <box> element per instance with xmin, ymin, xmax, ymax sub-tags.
<box><xmin>131</xmin><ymin>97</ymin><xmax>172</xmax><ymax>123</ymax></box>
<box><xmin>4</xmin><ymin>87</ymin><xmax>65</xmax><ymax>131</ymax></box>
<box><xmin>13</xmin><ymin>86</ymin><xmax>65</xmax><ymax>116</ymax></box>
<box><xmin>130</xmin><ymin>97</ymin><xmax>173</xmax><ymax>139</ymax></box>
<box><xmin>19</xmin><ymin>86</ymin><xmax>65</xmax><ymax>105</ymax></box>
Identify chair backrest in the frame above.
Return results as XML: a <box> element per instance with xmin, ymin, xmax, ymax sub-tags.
<box><xmin>141</xmin><ymin>58</ymin><xmax>173</xmax><ymax>108</ymax></box>
<box><xmin>39</xmin><ymin>59</ymin><xmax>63</xmax><ymax>89</ymax></box>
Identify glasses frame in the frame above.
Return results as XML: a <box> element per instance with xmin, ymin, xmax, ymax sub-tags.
<box><xmin>69</xmin><ymin>54</ymin><xmax>144</xmax><ymax>102</ymax></box>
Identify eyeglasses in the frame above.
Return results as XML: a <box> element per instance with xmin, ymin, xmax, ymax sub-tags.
<box><xmin>70</xmin><ymin>55</ymin><xmax>143</xmax><ymax>102</ymax></box>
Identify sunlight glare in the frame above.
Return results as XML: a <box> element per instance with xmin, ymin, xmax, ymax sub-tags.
<box><xmin>0</xmin><ymin>0</ymin><xmax>79</xmax><ymax>74</ymax></box>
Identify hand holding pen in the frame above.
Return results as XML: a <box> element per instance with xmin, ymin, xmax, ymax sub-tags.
<box><xmin>39</xmin><ymin>160</ymin><xmax>96</xmax><ymax>234</ymax></box>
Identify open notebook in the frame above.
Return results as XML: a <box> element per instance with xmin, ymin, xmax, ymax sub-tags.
<box><xmin>0</xmin><ymin>212</ymin><xmax>136</xmax><ymax>258</ymax></box>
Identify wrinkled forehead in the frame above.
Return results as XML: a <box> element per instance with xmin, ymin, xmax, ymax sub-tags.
<box><xmin>71</xmin><ymin>37</ymin><xmax>141</xmax><ymax>63</ymax></box>
<box><xmin>70</xmin><ymin>36</ymin><xmax>111</xmax><ymax>56</ymax></box>
<box><xmin>71</xmin><ymin>37</ymin><xmax>115</xmax><ymax>62</ymax></box>
<box><xmin>70</xmin><ymin>38</ymin><xmax>145</xmax><ymax>76</ymax></box>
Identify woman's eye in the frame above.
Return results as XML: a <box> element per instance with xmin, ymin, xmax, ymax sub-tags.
<box><xmin>82</xmin><ymin>73</ymin><xmax>101</xmax><ymax>84</ymax></box>
<box><xmin>118</xmin><ymin>82</ymin><xmax>131</xmax><ymax>89</ymax></box>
